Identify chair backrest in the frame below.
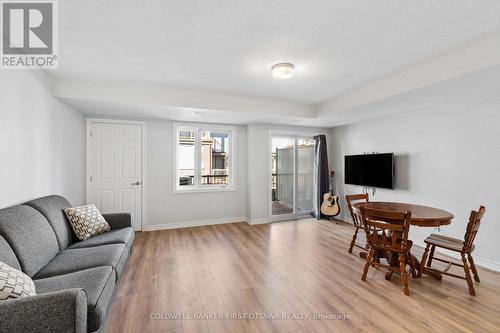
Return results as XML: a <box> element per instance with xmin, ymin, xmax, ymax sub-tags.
<box><xmin>345</xmin><ymin>193</ymin><xmax>369</xmax><ymax>227</ymax></box>
<box><xmin>360</xmin><ymin>207</ymin><xmax>412</xmax><ymax>252</ymax></box>
<box><xmin>463</xmin><ymin>206</ymin><xmax>486</xmax><ymax>252</ymax></box>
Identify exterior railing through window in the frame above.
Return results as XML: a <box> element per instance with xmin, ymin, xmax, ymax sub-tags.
<box><xmin>201</xmin><ymin>175</ymin><xmax>228</xmax><ymax>185</ymax></box>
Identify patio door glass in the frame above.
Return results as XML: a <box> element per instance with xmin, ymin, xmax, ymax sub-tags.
<box><xmin>271</xmin><ymin>136</ymin><xmax>314</xmax><ymax>216</ymax></box>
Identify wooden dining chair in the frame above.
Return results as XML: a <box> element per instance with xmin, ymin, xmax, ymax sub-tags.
<box><xmin>345</xmin><ymin>193</ymin><xmax>369</xmax><ymax>253</ymax></box>
<box><xmin>360</xmin><ymin>207</ymin><xmax>413</xmax><ymax>296</ymax></box>
<box><xmin>420</xmin><ymin>206</ymin><xmax>486</xmax><ymax>296</ymax></box>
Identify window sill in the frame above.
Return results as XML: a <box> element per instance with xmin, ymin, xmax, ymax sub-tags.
<box><xmin>173</xmin><ymin>187</ymin><xmax>236</xmax><ymax>194</ymax></box>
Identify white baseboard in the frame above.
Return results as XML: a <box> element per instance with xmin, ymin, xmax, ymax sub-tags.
<box><xmin>337</xmin><ymin>214</ymin><xmax>352</xmax><ymax>224</ymax></box>
<box><xmin>143</xmin><ymin>214</ymin><xmax>500</xmax><ymax>272</ymax></box>
<box><xmin>144</xmin><ymin>214</ymin><xmax>312</xmax><ymax>230</ymax></box>
<box><xmin>144</xmin><ymin>216</ymin><xmax>247</xmax><ymax>231</ymax></box>
<box><xmin>246</xmin><ymin>214</ymin><xmax>314</xmax><ymax>225</ymax></box>
<box><xmin>472</xmin><ymin>256</ymin><xmax>500</xmax><ymax>272</ymax></box>
<box><xmin>246</xmin><ymin>218</ymin><xmax>270</xmax><ymax>225</ymax></box>
<box><xmin>412</xmin><ymin>238</ymin><xmax>500</xmax><ymax>273</ymax></box>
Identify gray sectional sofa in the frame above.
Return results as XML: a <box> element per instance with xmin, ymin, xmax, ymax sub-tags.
<box><xmin>0</xmin><ymin>195</ymin><xmax>135</xmax><ymax>333</ymax></box>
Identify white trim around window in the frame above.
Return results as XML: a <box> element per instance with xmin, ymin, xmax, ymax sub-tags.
<box><xmin>173</xmin><ymin>122</ymin><xmax>236</xmax><ymax>193</ymax></box>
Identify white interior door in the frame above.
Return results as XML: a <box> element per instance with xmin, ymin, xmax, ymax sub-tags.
<box><xmin>89</xmin><ymin>122</ymin><xmax>143</xmax><ymax>230</ymax></box>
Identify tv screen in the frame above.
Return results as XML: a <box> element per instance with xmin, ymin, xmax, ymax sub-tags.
<box><xmin>344</xmin><ymin>153</ymin><xmax>394</xmax><ymax>189</ymax></box>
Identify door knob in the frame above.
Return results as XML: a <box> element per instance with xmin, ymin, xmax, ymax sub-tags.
<box><xmin>131</xmin><ymin>181</ymin><xmax>141</xmax><ymax>185</ymax></box>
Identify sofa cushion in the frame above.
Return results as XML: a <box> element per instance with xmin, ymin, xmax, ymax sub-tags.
<box><xmin>102</xmin><ymin>213</ymin><xmax>132</xmax><ymax>229</ymax></box>
<box><xmin>0</xmin><ymin>261</ymin><xmax>36</xmax><ymax>300</ymax></box>
<box><xmin>34</xmin><ymin>266</ymin><xmax>115</xmax><ymax>332</ymax></box>
<box><xmin>0</xmin><ymin>205</ymin><xmax>59</xmax><ymax>277</ymax></box>
<box><xmin>64</xmin><ymin>205</ymin><xmax>110</xmax><ymax>241</ymax></box>
<box><xmin>24</xmin><ymin>195</ymin><xmax>74</xmax><ymax>250</ymax></box>
<box><xmin>0</xmin><ymin>235</ymin><xmax>21</xmax><ymax>271</ymax></box>
<box><xmin>68</xmin><ymin>227</ymin><xmax>134</xmax><ymax>249</ymax></box>
<box><xmin>34</xmin><ymin>244</ymin><xmax>126</xmax><ymax>280</ymax></box>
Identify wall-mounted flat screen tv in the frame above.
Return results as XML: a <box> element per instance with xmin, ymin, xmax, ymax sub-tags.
<box><xmin>344</xmin><ymin>153</ymin><xmax>394</xmax><ymax>189</ymax></box>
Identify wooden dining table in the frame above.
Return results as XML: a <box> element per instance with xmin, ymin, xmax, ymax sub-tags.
<box><xmin>352</xmin><ymin>201</ymin><xmax>454</xmax><ymax>278</ymax></box>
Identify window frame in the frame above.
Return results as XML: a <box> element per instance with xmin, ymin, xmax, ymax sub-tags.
<box><xmin>173</xmin><ymin>122</ymin><xmax>235</xmax><ymax>193</ymax></box>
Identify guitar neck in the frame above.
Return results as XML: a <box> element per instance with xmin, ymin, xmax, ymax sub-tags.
<box><xmin>329</xmin><ymin>171</ymin><xmax>335</xmax><ymax>194</ymax></box>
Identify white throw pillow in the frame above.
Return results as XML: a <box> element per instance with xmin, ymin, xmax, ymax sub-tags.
<box><xmin>64</xmin><ymin>204</ymin><xmax>111</xmax><ymax>241</ymax></box>
<box><xmin>0</xmin><ymin>261</ymin><xmax>36</xmax><ymax>300</ymax></box>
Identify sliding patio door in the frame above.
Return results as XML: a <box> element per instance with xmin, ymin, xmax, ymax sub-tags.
<box><xmin>271</xmin><ymin>136</ymin><xmax>314</xmax><ymax>216</ymax></box>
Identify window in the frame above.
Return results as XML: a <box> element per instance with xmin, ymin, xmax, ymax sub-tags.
<box><xmin>175</xmin><ymin>123</ymin><xmax>234</xmax><ymax>192</ymax></box>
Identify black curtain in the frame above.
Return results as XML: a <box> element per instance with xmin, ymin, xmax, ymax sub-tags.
<box><xmin>313</xmin><ymin>135</ymin><xmax>330</xmax><ymax>219</ymax></box>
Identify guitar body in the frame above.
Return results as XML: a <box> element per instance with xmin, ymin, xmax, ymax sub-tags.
<box><xmin>321</xmin><ymin>171</ymin><xmax>341</xmax><ymax>218</ymax></box>
<box><xmin>321</xmin><ymin>192</ymin><xmax>341</xmax><ymax>217</ymax></box>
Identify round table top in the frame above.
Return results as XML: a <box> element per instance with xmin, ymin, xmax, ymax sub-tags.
<box><xmin>352</xmin><ymin>201</ymin><xmax>454</xmax><ymax>227</ymax></box>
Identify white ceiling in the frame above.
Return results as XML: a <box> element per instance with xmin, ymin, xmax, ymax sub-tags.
<box><xmin>52</xmin><ymin>0</ymin><xmax>500</xmax><ymax>104</ymax></box>
<box><xmin>59</xmin><ymin>98</ymin><xmax>316</xmax><ymax>126</ymax></box>
<box><xmin>59</xmin><ymin>63</ymin><xmax>500</xmax><ymax>127</ymax></box>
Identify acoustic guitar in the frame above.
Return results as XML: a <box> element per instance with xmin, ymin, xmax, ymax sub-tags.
<box><xmin>320</xmin><ymin>171</ymin><xmax>341</xmax><ymax>217</ymax></box>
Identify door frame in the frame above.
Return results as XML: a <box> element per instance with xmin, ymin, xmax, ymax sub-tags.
<box><xmin>86</xmin><ymin>118</ymin><xmax>147</xmax><ymax>231</ymax></box>
<box><xmin>268</xmin><ymin>130</ymin><xmax>327</xmax><ymax>221</ymax></box>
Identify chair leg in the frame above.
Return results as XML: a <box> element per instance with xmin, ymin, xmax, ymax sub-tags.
<box><xmin>399</xmin><ymin>253</ymin><xmax>410</xmax><ymax>296</ymax></box>
<box><xmin>348</xmin><ymin>228</ymin><xmax>359</xmax><ymax>254</ymax></box>
<box><xmin>410</xmin><ymin>255</ymin><xmax>418</xmax><ymax>278</ymax></box>
<box><xmin>420</xmin><ymin>243</ymin><xmax>431</xmax><ymax>278</ymax></box>
<box><xmin>467</xmin><ymin>254</ymin><xmax>480</xmax><ymax>283</ymax></box>
<box><xmin>427</xmin><ymin>245</ymin><xmax>436</xmax><ymax>267</ymax></box>
<box><xmin>405</xmin><ymin>254</ymin><xmax>416</xmax><ymax>278</ymax></box>
<box><xmin>461</xmin><ymin>253</ymin><xmax>476</xmax><ymax>296</ymax></box>
<box><xmin>372</xmin><ymin>248</ymin><xmax>380</xmax><ymax>263</ymax></box>
<box><xmin>361</xmin><ymin>248</ymin><xmax>374</xmax><ymax>281</ymax></box>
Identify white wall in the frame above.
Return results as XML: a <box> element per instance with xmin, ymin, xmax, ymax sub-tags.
<box><xmin>247</xmin><ymin>123</ymin><xmax>327</xmax><ymax>223</ymax></box>
<box><xmin>84</xmin><ymin>117</ymin><xmax>326</xmax><ymax>227</ymax></box>
<box><xmin>145</xmin><ymin>119</ymin><xmax>247</xmax><ymax>229</ymax></box>
<box><xmin>329</xmin><ymin>93</ymin><xmax>500</xmax><ymax>270</ymax></box>
<box><xmin>0</xmin><ymin>71</ymin><xmax>84</xmax><ymax>208</ymax></box>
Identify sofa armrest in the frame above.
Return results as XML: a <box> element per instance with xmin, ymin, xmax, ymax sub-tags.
<box><xmin>0</xmin><ymin>288</ymin><xmax>87</xmax><ymax>333</ymax></box>
<box><xmin>102</xmin><ymin>212</ymin><xmax>132</xmax><ymax>229</ymax></box>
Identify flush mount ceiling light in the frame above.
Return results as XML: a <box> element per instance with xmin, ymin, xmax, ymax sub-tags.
<box><xmin>271</xmin><ymin>63</ymin><xmax>294</xmax><ymax>79</ymax></box>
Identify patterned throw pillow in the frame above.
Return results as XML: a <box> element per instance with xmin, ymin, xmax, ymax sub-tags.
<box><xmin>64</xmin><ymin>204</ymin><xmax>111</xmax><ymax>241</ymax></box>
<box><xmin>0</xmin><ymin>261</ymin><xmax>36</xmax><ymax>300</ymax></box>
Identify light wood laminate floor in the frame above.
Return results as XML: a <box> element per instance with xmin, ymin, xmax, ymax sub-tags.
<box><xmin>105</xmin><ymin>219</ymin><xmax>500</xmax><ymax>333</ymax></box>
